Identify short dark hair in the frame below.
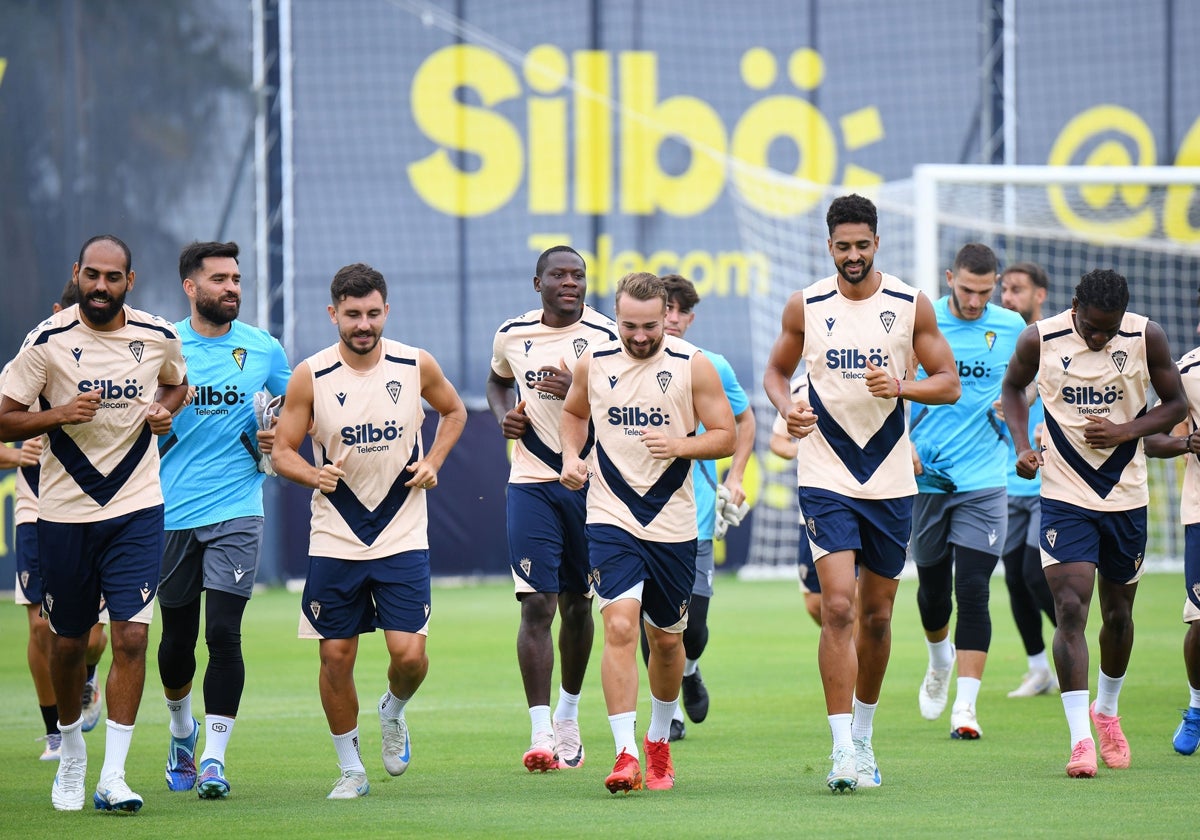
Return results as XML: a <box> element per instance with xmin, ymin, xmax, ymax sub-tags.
<box><xmin>1075</xmin><ymin>269</ymin><xmax>1128</xmax><ymax>312</ymax></box>
<box><xmin>953</xmin><ymin>243</ymin><xmax>997</xmax><ymax>276</ymax></box>
<box><xmin>77</xmin><ymin>234</ymin><xmax>132</xmax><ymax>273</ymax></box>
<box><xmin>1002</xmin><ymin>261</ymin><xmax>1049</xmax><ymax>290</ymax></box>
<box><xmin>59</xmin><ymin>280</ymin><xmax>81</xmax><ymax>308</ymax></box>
<box><xmin>660</xmin><ymin>274</ymin><xmax>700</xmax><ymax>312</ymax></box>
<box><xmin>331</xmin><ymin>262</ymin><xmax>387</xmax><ymax>305</ymax></box>
<box><xmin>179</xmin><ymin>241</ymin><xmax>239</xmax><ymax>281</ymax></box>
<box><xmin>826</xmin><ymin>194</ymin><xmax>877</xmax><ymax>235</ymax></box>
<box><xmin>535</xmin><ymin>245</ymin><xmax>585</xmax><ymax>277</ymax></box>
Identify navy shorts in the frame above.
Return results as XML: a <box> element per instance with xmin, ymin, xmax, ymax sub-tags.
<box><xmin>507</xmin><ymin>482</ymin><xmax>590</xmax><ymax>596</ymax></box>
<box><xmin>1184</xmin><ymin>523</ymin><xmax>1200</xmax><ymax>623</ymax></box>
<box><xmin>1039</xmin><ymin>497</ymin><xmax>1147</xmax><ymax>584</ymax></box>
<box><xmin>14</xmin><ymin>522</ymin><xmax>41</xmax><ymax>605</ymax></box>
<box><xmin>37</xmin><ymin>505</ymin><xmax>164</xmax><ymax>637</ymax></box>
<box><xmin>299</xmin><ymin>550</ymin><xmax>431</xmax><ymax>639</ymax></box>
<box><xmin>586</xmin><ymin>523</ymin><xmax>695</xmax><ymax>631</ymax></box>
<box><xmin>798</xmin><ymin>487</ymin><xmax>912</xmax><ymax>580</ymax></box>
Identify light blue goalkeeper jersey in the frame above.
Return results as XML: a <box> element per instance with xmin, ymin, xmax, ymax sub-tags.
<box><xmin>694</xmin><ymin>350</ymin><xmax>750</xmax><ymax>540</ymax></box>
<box><xmin>160</xmin><ymin>318</ymin><xmax>291</xmax><ymax>529</ymax></box>
<box><xmin>910</xmin><ymin>297</ymin><xmax>1025</xmax><ymax>494</ymax></box>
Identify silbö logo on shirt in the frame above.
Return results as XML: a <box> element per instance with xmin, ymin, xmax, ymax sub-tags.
<box><xmin>608</xmin><ymin>405</ymin><xmax>670</xmax><ymax>437</ymax></box>
<box><xmin>77</xmin><ymin>377</ymin><xmax>145</xmax><ymax>410</ymax></box>
<box><xmin>825</xmin><ymin>347</ymin><xmax>890</xmax><ymax>380</ymax></box>
<box><xmin>191</xmin><ymin>384</ymin><xmax>247</xmax><ymax>416</ymax></box>
<box><xmin>341</xmin><ymin>421</ymin><xmax>404</xmax><ymax>454</ymax></box>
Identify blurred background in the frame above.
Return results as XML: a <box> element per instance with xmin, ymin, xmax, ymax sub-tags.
<box><xmin>2</xmin><ymin>0</ymin><xmax>1198</xmax><ymax>585</ymax></box>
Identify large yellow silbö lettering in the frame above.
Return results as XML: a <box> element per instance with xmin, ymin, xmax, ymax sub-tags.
<box><xmin>1164</xmin><ymin>116</ymin><xmax>1200</xmax><ymax>242</ymax></box>
<box><xmin>408</xmin><ymin>45</ymin><xmax>523</xmax><ymax>217</ymax></box>
<box><xmin>0</xmin><ymin>58</ymin><xmax>7</xmax><ymax>87</ymax></box>
<box><xmin>620</xmin><ymin>52</ymin><xmax>726</xmax><ymax>217</ymax></box>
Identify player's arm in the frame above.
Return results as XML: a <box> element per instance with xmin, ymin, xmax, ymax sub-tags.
<box><xmin>1001</xmin><ymin>324</ymin><xmax>1042</xmax><ymax>477</ymax></box>
<box><xmin>558</xmin><ymin>353</ymin><xmax>592</xmax><ymax>490</ymax></box>
<box><xmin>271</xmin><ymin>361</ymin><xmax>330</xmax><ymax>491</ymax></box>
<box><xmin>407</xmin><ymin>349</ymin><xmax>467</xmax><ymax>488</ymax></box>
<box><xmin>763</xmin><ymin>292</ymin><xmax>817</xmax><ymax>440</ymax></box>
<box><xmin>486</xmin><ymin>369</ymin><xmax>530</xmax><ymax>441</ymax></box>
<box><xmin>645</xmin><ymin>354</ymin><xmax>735</xmax><ymax>462</ymax></box>
<box><xmin>147</xmin><ymin>377</ymin><xmax>190</xmax><ymax>435</ymax></box>
<box><xmin>1145</xmin><ymin>417</ymin><xmax>1197</xmax><ymax>459</ymax></box>
<box><xmin>769</xmin><ymin>414</ymin><xmax>798</xmax><ymax>460</ymax></box>
<box><xmin>1086</xmin><ymin>321</ymin><xmax>1187</xmax><ymax>449</ymax></box>
<box><xmin>0</xmin><ymin>440</ymin><xmax>38</xmax><ymax>468</ymax></box>
<box><xmin>901</xmin><ymin>292</ymin><xmax>961</xmax><ymax>405</ymax></box>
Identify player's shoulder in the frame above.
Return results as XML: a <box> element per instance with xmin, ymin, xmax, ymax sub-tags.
<box><xmin>984</xmin><ymin>303</ymin><xmax>1027</xmax><ymax>331</ymax></box>
<box><xmin>495</xmin><ymin>308</ymin><xmax>544</xmax><ymax>334</ymax></box>
<box><xmin>21</xmin><ymin>306</ymin><xmax>82</xmax><ymax>349</ymax></box>
<box><xmin>125</xmin><ymin>306</ymin><xmax>182</xmax><ymax>341</ymax></box>
<box><xmin>1179</xmin><ymin>345</ymin><xmax>1200</xmax><ymax>371</ymax></box>
<box><xmin>879</xmin><ymin>272</ymin><xmax>919</xmax><ymax>301</ymax></box>
<box><xmin>803</xmin><ymin>274</ymin><xmax>840</xmax><ymax>302</ymax></box>
<box><xmin>664</xmin><ymin>335</ymin><xmax>700</xmax><ymax>361</ymax></box>
<box><xmin>579</xmin><ymin>305</ymin><xmax>618</xmax><ymax>337</ymax></box>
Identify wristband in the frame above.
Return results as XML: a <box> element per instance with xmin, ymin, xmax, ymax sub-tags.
<box><xmin>895</xmin><ymin>378</ymin><xmax>903</xmax><ymax>397</ymax></box>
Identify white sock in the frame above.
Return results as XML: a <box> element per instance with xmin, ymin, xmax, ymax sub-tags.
<box><xmin>379</xmin><ymin>689</ymin><xmax>406</xmax><ymax>721</ymax></box>
<box><xmin>1062</xmin><ymin>690</ymin><xmax>1092</xmax><ymax>746</ymax></box>
<box><xmin>200</xmin><ymin>715</ymin><xmax>235</xmax><ymax>764</ymax></box>
<box><xmin>166</xmin><ymin>693</ymin><xmax>194</xmax><ymax>739</ymax></box>
<box><xmin>955</xmin><ymin>677</ymin><xmax>982</xmax><ymax>709</ymax></box>
<box><xmin>851</xmin><ymin>696</ymin><xmax>877</xmax><ymax>741</ymax></box>
<box><xmin>1095</xmin><ymin>670</ymin><xmax>1125</xmax><ymax>717</ymax></box>
<box><xmin>683</xmin><ymin>658</ymin><xmax>699</xmax><ymax>678</ymax></box>
<box><xmin>608</xmin><ymin>711</ymin><xmax>638</xmax><ymax>760</ymax></box>
<box><xmin>647</xmin><ymin>695</ymin><xmax>676</xmax><ymax>743</ymax></box>
<box><xmin>1189</xmin><ymin>683</ymin><xmax>1200</xmax><ymax>709</ymax></box>
<box><xmin>554</xmin><ymin>687</ymin><xmax>581</xmax><ymax>722</ymax></box>
<box><xmin>529</xmin><ymin>705</ymin><xmax>552</xmax><ymax>740</ymax></box>
<box><xmin>672</xmin><ymin>705</ymin><xmax>685</xmax><ymax>724</ymax></box>
<box><xmin>58</xmin><ymin>717</ymin><xmax>86</xmax><ymax>761</ymax></box>
<box><xmin>828</xmin><ymin>713</ymin><xmax>853</xmax><ymax>751</ymax></box>
<box><xmin>101</xmin><ymin>720</ymin><xmax>134</xmax><ymax>780</ymax></box>
<box><xmin>1028</xmin><ymin>650</ymin><xmax>1050</xmax><ymax>672</ymax></box>
<box><xmin>927</xmin><ymin>638</ymin><xmax>954</xmax><ymax>671</ymax></box>
<box><xmin>332</xmin><ymin>728</ymin><xmax>365</xmax><ymax>774</ymax></box>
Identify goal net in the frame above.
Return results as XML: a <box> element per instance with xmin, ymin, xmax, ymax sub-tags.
<box><xmin>735</xmin><ymin>163</ymin><xmax>1200</xmax><ymax>577</ymax></box>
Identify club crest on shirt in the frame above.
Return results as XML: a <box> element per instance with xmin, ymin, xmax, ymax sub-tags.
<box><xmin>1044</xmin><ymin>527</ymin><xmax>1058</xmax><ymax>549</ymax></box>
<box><xmin>309</xmin><ymin>600</ymin><xmax>322</xmax><ymax>619</ymax></box>
<box><xmin>656</xmin><ymin>371</ymin><xmax>672</xmax><ymax>393</ymax></box>
<box><xmin>879</xmin><ymin>311</ymin><xmax>896</xmax><ymax>334</ymax></box>
<box><xmin>1111</xmin><ymin>350</ymin><xmax>1128</xmax><ymax>372</ymax></box>
<box><xmin>386</xmin><ymin>380</ymin><xmax>402</xmax><ymax>404</ymax></box>
<box><xmin>128</xmin><ymin>339</ymin><xmax>145</xmax><ymax>363</ymax></box>
<box><xmin>1061</xmin><ymin>356</ymin><xmax>1072</xmax><ymax>371</ymax></box>
<box><xmin>232</xmin><ymin>347</ymin><xmax>247</xmax><ymax>369</ymax></box>
<box><xmin>573</xmin><ymin>337</ymin><xmax>589</xmax><ymax>358</ymax></box>
<box><xmin>985</xmin><ymin>330</ymin><xmax>996</xmax><ymax>351</ymax></box>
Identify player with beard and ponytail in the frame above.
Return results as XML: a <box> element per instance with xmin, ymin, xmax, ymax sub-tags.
<box><xmin>157</xmin><ymin>241</ymin><xmax>292</xmax><ymax>799</ymax></box>
<box><xmin>763</xmin><ymin>194</ymin><xmax>960</xmax><ymax>792</ymax></box>
<box><xmin>0</xmin><ymin>234</ymin><xmax>189</xmax><ymax>813</ymax></box>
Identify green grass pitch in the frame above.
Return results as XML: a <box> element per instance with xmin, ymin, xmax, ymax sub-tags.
<box><xmin>1</xmin><ymin>573</ymin><xmax>1196</xmax><ymax>838</ymax></box>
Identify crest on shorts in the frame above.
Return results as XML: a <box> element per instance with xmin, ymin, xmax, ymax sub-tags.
<box><xmin>589</xmin><ymin>568</ymin><xmax>601</xmax><ymax>589</ymax></box>
<box><xmin>232</xmin><ymin>347</ymin><xmax>247</xmax><ymax>369</ymax></box>
<box><xmin>1134</xmin><ymin>552</ymin><xmax>1143</xmax><ymax>571</ymax></box>
<box><xmin>128</xmin><ymin>339</ymin><xmax>145</xmax><ymax>363</ymax></box>
<box><xmin>309</xmin><ymin>600</ymin><xmax>322</xmax><ymax>619</ymax></box>
<box><xmin>386</xmin><ymin>380</ymin><xmax>402</xmax><ymax>404</ymax></box>
<box><xmin>1044</xmin><ymin>527</ymin><xmax>1058</xmax><ymax>548</ymax></box>
<box><xmin>1111</xmin><ymin>350</ymin><xmax>1128</xmax><ymax>372</ymax></box>
<box><xmin>20</xmin><ymin>570</ymin><xmax>29</xmax><ymax>589</ymax></box>
<box><xmin>573</xmin><ymin>337</ymin><xmax>588</xmax><ymax>358</ymax></box>
<box><xmin>45</xmin><ymin>594</ymin><xmax>53</xmax><ymax>612</ymax></box>
<box><xmin>520</xmin><ymin>557</ymin><xmax>532</xmax><ymax>576</ymax></box>
<box><xmin>680</xmin><ymin>601</ymin><xmax>688</xmax><ymax>617</ymax></box>
<box><xmin>657</xmin><ymin>370</ymin><xmax>672</xmax><ymax>393</ymax></box>
<box><xmin>879</xmin><ymin>311</ymin><xmax>896</xmax><ymax>333</ymax></box>
<box><xmin>806</xmin><ymin>516</ymin><xmax>817</xmax><ymax>538</ymax></box>
<box><xmin>1192</xmin><ymin>582</ymin><xmax>1200</xmax><ymax>601</ymax></box>
<box><xmin>985</xmin><ymin>330</ymin><xmax>996</xmax><ymax>351</ymax></box>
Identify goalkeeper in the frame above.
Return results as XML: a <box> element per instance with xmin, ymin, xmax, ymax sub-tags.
<box><xmin>638</xmin><ymin>274</ymin><xmax>756</xmax><ymax>741</ymax></box>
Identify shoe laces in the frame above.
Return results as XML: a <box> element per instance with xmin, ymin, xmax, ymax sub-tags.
<box><xmin>829</xmin><ymin>745</ymin><xmax>855</xmax><ymax>770</ymax></box>
<box><xmin>852</xmin><ymin>738</ymin><xmax>875</xmax><ymax>773</ymax></box>
<box><xmin>1069</xmin><ymin>739</ymin><xmax>1093</xmax><ymax>762</ymax></box>
<box><xmin>613</xmin><ymin>749</ymin><xmax>638</xmax><ymax>774</ymax></box>
<box><xmin>1093</xmin><ymin>709</ymin><xmax>1124</xmax><ymax>739</ymax></box>
<box><xmin>645</xmin><ymin>739</ymin><xmax>672</xmax><ymax>775</ymax></box>
<box><xmin>57</xmin><ymin>756</ymin><xmax>86</xmax><ymax>783</ymax></box>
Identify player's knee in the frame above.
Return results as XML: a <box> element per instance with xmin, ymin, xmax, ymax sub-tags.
<box><xmin>821</xmin><ymin>594</ymin><xmax>856</xmax><ymax>632</ymax></box>
<box><xmin>519</xmin><ymin>592</ymin><xmax>558</xmax><ymax>628</ymax></box>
